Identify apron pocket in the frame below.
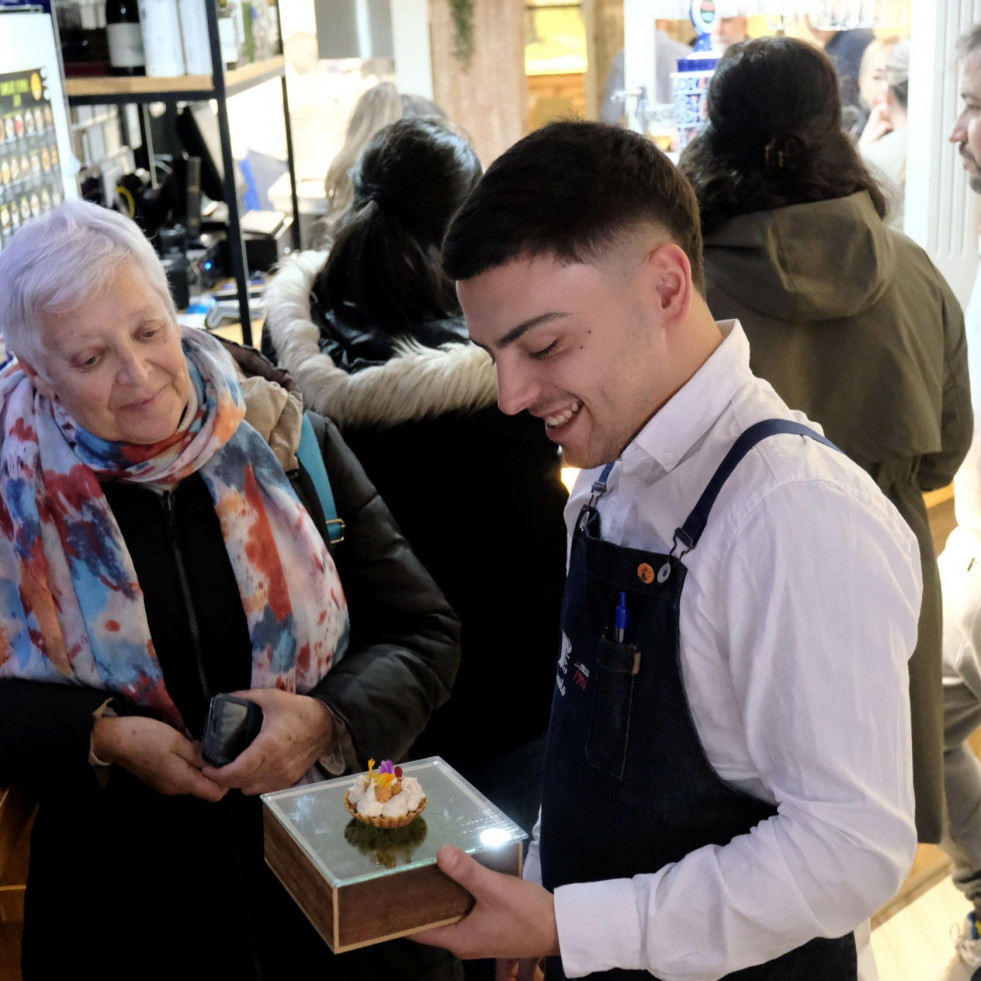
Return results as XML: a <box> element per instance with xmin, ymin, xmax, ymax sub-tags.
<box><xmin>586</xmin><ymin>638</ymin><xmax>641</xmax><ymax>780</ymax></box>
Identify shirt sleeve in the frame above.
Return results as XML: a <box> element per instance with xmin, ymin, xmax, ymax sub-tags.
<box><xmin>940</xmin><ymin>527</ymin><xmax>981</xmax><ymax>699</ymax></box>
<box><xmin>553</xmin><ymin>477</ymin><xmax>921</xmax><ymax>981</ymax></box>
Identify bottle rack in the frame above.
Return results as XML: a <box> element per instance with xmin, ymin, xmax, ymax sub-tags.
<box><xmin>64</xmin><ymin>1</ymin><xmax>299</xmax><ymax>345</ymax></box>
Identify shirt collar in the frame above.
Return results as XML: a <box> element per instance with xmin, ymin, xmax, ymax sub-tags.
<box><xmin>623</xmin><ymin>320</ymin><xmax>749</xmax><ymax>475</ymax></box>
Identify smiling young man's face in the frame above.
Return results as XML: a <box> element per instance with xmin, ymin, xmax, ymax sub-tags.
<box><xmin>459</xmin><ymin>250</ymin><xmax>672</xmax><ymax>469</ymax></box>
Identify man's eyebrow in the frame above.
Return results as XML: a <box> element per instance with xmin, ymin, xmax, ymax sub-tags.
<box><xmin>495</xmin><ymin>311</ymin><xmax>570</xmax><ymax>350</ymax></box>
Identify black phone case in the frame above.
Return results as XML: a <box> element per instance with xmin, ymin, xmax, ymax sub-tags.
<box><xmin>202</xmin><ymin>693</ymin><xmax>263</xmax><ymax>767</ymax></box>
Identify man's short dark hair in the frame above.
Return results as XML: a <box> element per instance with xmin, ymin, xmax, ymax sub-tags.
<box><xmin>442</xmin><ymin>120</ymin><xmax>705</xmax><ymax>293</ymax></box>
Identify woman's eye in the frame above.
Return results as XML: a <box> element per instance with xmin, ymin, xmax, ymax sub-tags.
<box><xmin>73</xmin><ymin>354</ymin><xmax>100</xmax><ymax>369</ymax></box>
<box><xmin>531</xmin><ymin>340</ymin><xmax>559</xmax><ymax>360</ymax></box>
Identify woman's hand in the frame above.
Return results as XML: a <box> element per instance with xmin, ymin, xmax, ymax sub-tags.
<box><xmin>859</xmin><ymin>102</ymin><xmax>893</xmax><ymax>146</ymax></box>
<box><xmin>92</xmin><ymin>715</ymin><xmax>228</xmax><ymax>802</ymax></box>
<box><xmin>201</xmin><ymin>689</ymin><xmax>334</xmax><ymax>796</ymax></box>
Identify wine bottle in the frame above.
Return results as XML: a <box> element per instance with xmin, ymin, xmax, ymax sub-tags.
<box><xmin>106</xmin><ymin>0</ymin><xmax>146</xmax><ymax>76</ymax></box>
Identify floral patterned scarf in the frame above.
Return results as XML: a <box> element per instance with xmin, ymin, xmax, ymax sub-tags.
<box><xmin>0</xmin><ymin>328</ymin><xmax>348</xmax><ymax>730</ymax></box>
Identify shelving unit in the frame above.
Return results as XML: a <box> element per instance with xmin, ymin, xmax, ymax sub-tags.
<box><xmin>64</xmin><ymin>4</ymin><xmax>299</xmax><ymax>345</ymax></box>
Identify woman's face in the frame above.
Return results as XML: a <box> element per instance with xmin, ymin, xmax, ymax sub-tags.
<box><xmin>24</xmin><ymin>262</ymin><xmax>191</xmax><ymax>444</ymax></box>
<box><xmin>860</xmin><ymin>43</ymin><xmax>895</xmax><ymax>110</ymax></box>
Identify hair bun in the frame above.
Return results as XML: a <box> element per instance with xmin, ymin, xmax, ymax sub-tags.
<box><xmin>352</xmin><ymin>180</ymin><xmax>392</xmax><ymax>210</ymax></box>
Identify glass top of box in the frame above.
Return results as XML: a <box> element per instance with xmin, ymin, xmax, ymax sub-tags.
<box><xmin>262</xmin><ymin>756</ymin><xmax>527</xmax><ymax>886</ymax></box>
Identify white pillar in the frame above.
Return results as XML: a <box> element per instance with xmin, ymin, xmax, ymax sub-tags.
<box><xmin>906</xmin><ymin>0</ymin><xmax>981</xmax><ymax>308</ymax></box>
<box><xmin>623</xmin><ymin>0</ymin><xmax>659</xmax><ymax>132</ymax></box>
<box><xmin>391</xmin><ymin>0</ymin><xmax>434</xmax><ymax>100</ymax></box>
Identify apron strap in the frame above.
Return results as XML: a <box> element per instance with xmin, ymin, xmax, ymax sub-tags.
<box><xmin>672</xmin><ymin>419</ymin><xmax>839</xmax><ymax>557</ymax></box>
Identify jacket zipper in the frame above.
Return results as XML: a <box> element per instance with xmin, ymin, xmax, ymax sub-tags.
<box><xmin>161</xmin><ymin>490</ymin><xmax>210</xmax><ymax>700</ymax></box>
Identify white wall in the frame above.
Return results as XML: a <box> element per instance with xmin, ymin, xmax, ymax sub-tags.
<box><xmin>390</xmin><ymin>0</ymin><xmax>433</xmax><ymax>99</ymax></box>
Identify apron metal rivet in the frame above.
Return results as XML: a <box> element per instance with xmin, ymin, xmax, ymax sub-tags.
<box><xmin>657</xmin><ymin>562</ymin><xmax>671</xmax><ymax>583</ymax></box>
<box><xmin>637</xmin><ymin>563</ymin><xmax>655</xmax><ymax>584</ymax></box>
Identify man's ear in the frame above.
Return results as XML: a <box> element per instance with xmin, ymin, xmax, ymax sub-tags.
<box><xmin>17</xmin><ymin>356</ymin><xmax>55</xmax><ymax>400</ymax></box>
<box><xmin>645</xmin><ymin>243</ymin><xmax>692</xmax><ymax>324</ymax></box>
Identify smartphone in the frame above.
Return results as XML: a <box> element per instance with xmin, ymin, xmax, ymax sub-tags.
<box><xmin>202</xmin><ymin>693</ymin><xmax>263</xmax><ymax>767</ymax></box>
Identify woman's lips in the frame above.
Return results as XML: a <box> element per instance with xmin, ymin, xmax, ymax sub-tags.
<box><xmin>121</xmin><ymin>389</ymin><xmax>162</xmax><ymax>411</ymax></box>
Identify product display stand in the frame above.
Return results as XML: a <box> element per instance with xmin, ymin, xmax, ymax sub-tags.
<box><xmin>64</xmin><ymin>0</ymin><xmax>299</xmax><ymax>345</ymax></box>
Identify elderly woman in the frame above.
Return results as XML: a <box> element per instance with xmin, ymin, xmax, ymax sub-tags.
<box><xmin>0</xmin><ymin>199</ymin><xmax>460</xmax><ymax>979</ymax></box>
<box><xmin>680</xmin><ymin>36</ymin><xmax>972</xmax><ymax>846</ymax></box>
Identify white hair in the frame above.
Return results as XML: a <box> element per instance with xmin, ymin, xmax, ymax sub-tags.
<box><xmin>0</xmin><ymin>199</ymin><xmax>176</xmax><ymax>367</ymax></box>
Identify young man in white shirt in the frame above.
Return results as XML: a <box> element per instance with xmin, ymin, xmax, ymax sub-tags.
<box><xmin>941</xmin><ymin>23</ymin><xmax>981</xmax><ymax>981</ymax></box>
<box><xmin>415</xmin><ymin>120</ymin><xmax>922</xmax><ymax>980</ymax></box>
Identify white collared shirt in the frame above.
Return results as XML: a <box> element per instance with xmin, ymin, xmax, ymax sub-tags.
<box><xmin>528</xmin><ymin>321</ymin><xmax>921</xmax><ymax>981</ymax></box>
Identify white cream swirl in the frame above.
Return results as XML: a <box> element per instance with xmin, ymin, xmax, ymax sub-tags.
<box><xmin>347</xmin><ymin>775</ymin><xmax>425</xmax><ymax>818</ymax></box>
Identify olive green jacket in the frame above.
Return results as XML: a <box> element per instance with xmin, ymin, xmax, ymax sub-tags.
<box><xmin>704</xmin><ymin>190</ymin><xmax>973</xmax><ymax>843</ymax></box>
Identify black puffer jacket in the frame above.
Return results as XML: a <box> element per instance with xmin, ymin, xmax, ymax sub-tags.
<box><xmin>0</xmin><ymin>340</ymin><xmax>461</xmax><ymax>980</ymax></box>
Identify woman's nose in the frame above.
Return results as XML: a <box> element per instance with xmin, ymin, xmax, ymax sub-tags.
<box><xmin>117</xmin><ymin>348</ymin><xmax>151</xmax><ymax>385</ymax></box>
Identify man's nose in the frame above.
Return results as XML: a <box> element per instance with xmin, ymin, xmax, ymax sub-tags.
<box><xmin>951</xmin><ymin>114</ymin><xmax>967</xmax><ymax>144</ymax></box>
<box><xmin>496</xmin><ymin>361</ymin><xmax>537</xmax><ymax>416</ymax></box>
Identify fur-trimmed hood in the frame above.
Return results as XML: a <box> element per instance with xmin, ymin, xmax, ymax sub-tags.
<box><xmin>263</xmin><ymin>251</ymin><xmax>498</xmax><ymax>429</ymax></box>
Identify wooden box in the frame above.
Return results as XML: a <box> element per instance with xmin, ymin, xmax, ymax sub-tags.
<box><xmin>262</xmin><ymin>756</ymin><xmax>526</xmax><ymax>952</ymax></box>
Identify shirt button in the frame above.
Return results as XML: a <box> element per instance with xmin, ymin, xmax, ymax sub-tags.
<box><xmin>663</xmin><ymin>450</ymin><xmax>674</xmax><ymax>465</ymax></box>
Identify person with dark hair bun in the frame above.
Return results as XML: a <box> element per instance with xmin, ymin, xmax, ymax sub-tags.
<box><xmin>265</xmin><ymin>118</ymin><xmax>569</xmax><ymax>851</ymax></box>
<box><xmin>681</xmin><ymin>35</ymin><xmax>972</xmax><ymax>847</ymax></box>
<box><xmin>680</xmin><ymin>37</ymin><xmax>887</xmax><ymax>233</ymax></box>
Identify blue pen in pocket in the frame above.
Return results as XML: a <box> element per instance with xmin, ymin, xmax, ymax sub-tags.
<box><xmin>613</xmin><ymin>590</ymin><xmax>630</xmax><ymax>643</ymax></box>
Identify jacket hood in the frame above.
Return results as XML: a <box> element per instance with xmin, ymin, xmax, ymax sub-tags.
<box><xmin>264</xmin><ymin>251</ymin><xmax>498</xmax><ymax>429</ymax></box>
<box><xmin>703</xmin><ymin>191</ymin><xmax>895</xmax><ymax>322</ymax></box>
<box><xmin>218</xmin><ymin>335</ymin><xmax>304</xmax><ymax>473</ymax></box>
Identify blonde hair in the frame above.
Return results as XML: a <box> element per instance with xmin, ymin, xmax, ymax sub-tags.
<box><xmin>858</xmin><ymin>37</ymin><xmax>900</xmax><ymax>110</ymax></box>
<box><xmin>323</xmin><ymin>82</ymin><xmax>403</xmax><ymax>227</ymax></box>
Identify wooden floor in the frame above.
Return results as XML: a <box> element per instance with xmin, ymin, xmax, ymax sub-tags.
<box><xmin>872</xmin><ymin>874</ymin><xmax>971</xmax><ymax>981</ymax></box>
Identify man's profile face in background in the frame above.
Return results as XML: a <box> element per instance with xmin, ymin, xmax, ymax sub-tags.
<box><xmin>952</xmin><ymin>47</ymin><xmax>981</xmax><ymax>193</ymax></box>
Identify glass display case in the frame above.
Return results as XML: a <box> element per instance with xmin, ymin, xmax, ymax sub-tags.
<box><xmin>262</xmin><ymin>756</ymin><xmax>527</xmax><ymax>952</ymax></box>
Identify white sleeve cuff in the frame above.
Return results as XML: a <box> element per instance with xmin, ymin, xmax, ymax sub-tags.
<box><xmin>554</xmin><ymin>878</ymin><xmax>645</xmax><ymax>977</ymax></box>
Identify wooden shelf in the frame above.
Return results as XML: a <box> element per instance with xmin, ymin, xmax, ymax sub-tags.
<box><xmin>65</xmin><ymin>55</ymin><xmax>284</xmax><ymax>102</ymax></box>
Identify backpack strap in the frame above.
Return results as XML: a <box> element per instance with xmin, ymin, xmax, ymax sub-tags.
<box><xmin>298</xmin><ymin>413</ymin><xmax>345</xmax><ymax>545</ymax></box>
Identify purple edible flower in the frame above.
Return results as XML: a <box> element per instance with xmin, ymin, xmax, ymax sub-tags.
<box><xmin>379</xmin><ymin>759</ymin><xmax>395</xmax><ymax>774</ymax></box>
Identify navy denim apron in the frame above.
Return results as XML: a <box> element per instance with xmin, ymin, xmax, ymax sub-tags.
<box><xmin>540</xmin><ymin>420</ymin><xmax>858</xmax><ymax>980</ymax></box>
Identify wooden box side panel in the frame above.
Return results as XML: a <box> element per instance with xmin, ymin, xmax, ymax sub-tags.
<box><xmin>264</xmin><ymin>810</ymin><xmax>338</xmax><ymax>951</ymax></box>
<box><xmin>336</xmin><ymin>842</ymin><xmax>522</xmax><ymax>952</ymax></box>
<box><xmin>337</xmin><ymin>864</ymin><xmax>472</xmax><ymax>950</ymax></box>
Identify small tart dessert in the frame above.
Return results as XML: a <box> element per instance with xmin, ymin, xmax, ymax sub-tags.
<box><xmin>344</xmin><ymin>759</ymin><xmax>427</xmax><ymax>829</ymax></box>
